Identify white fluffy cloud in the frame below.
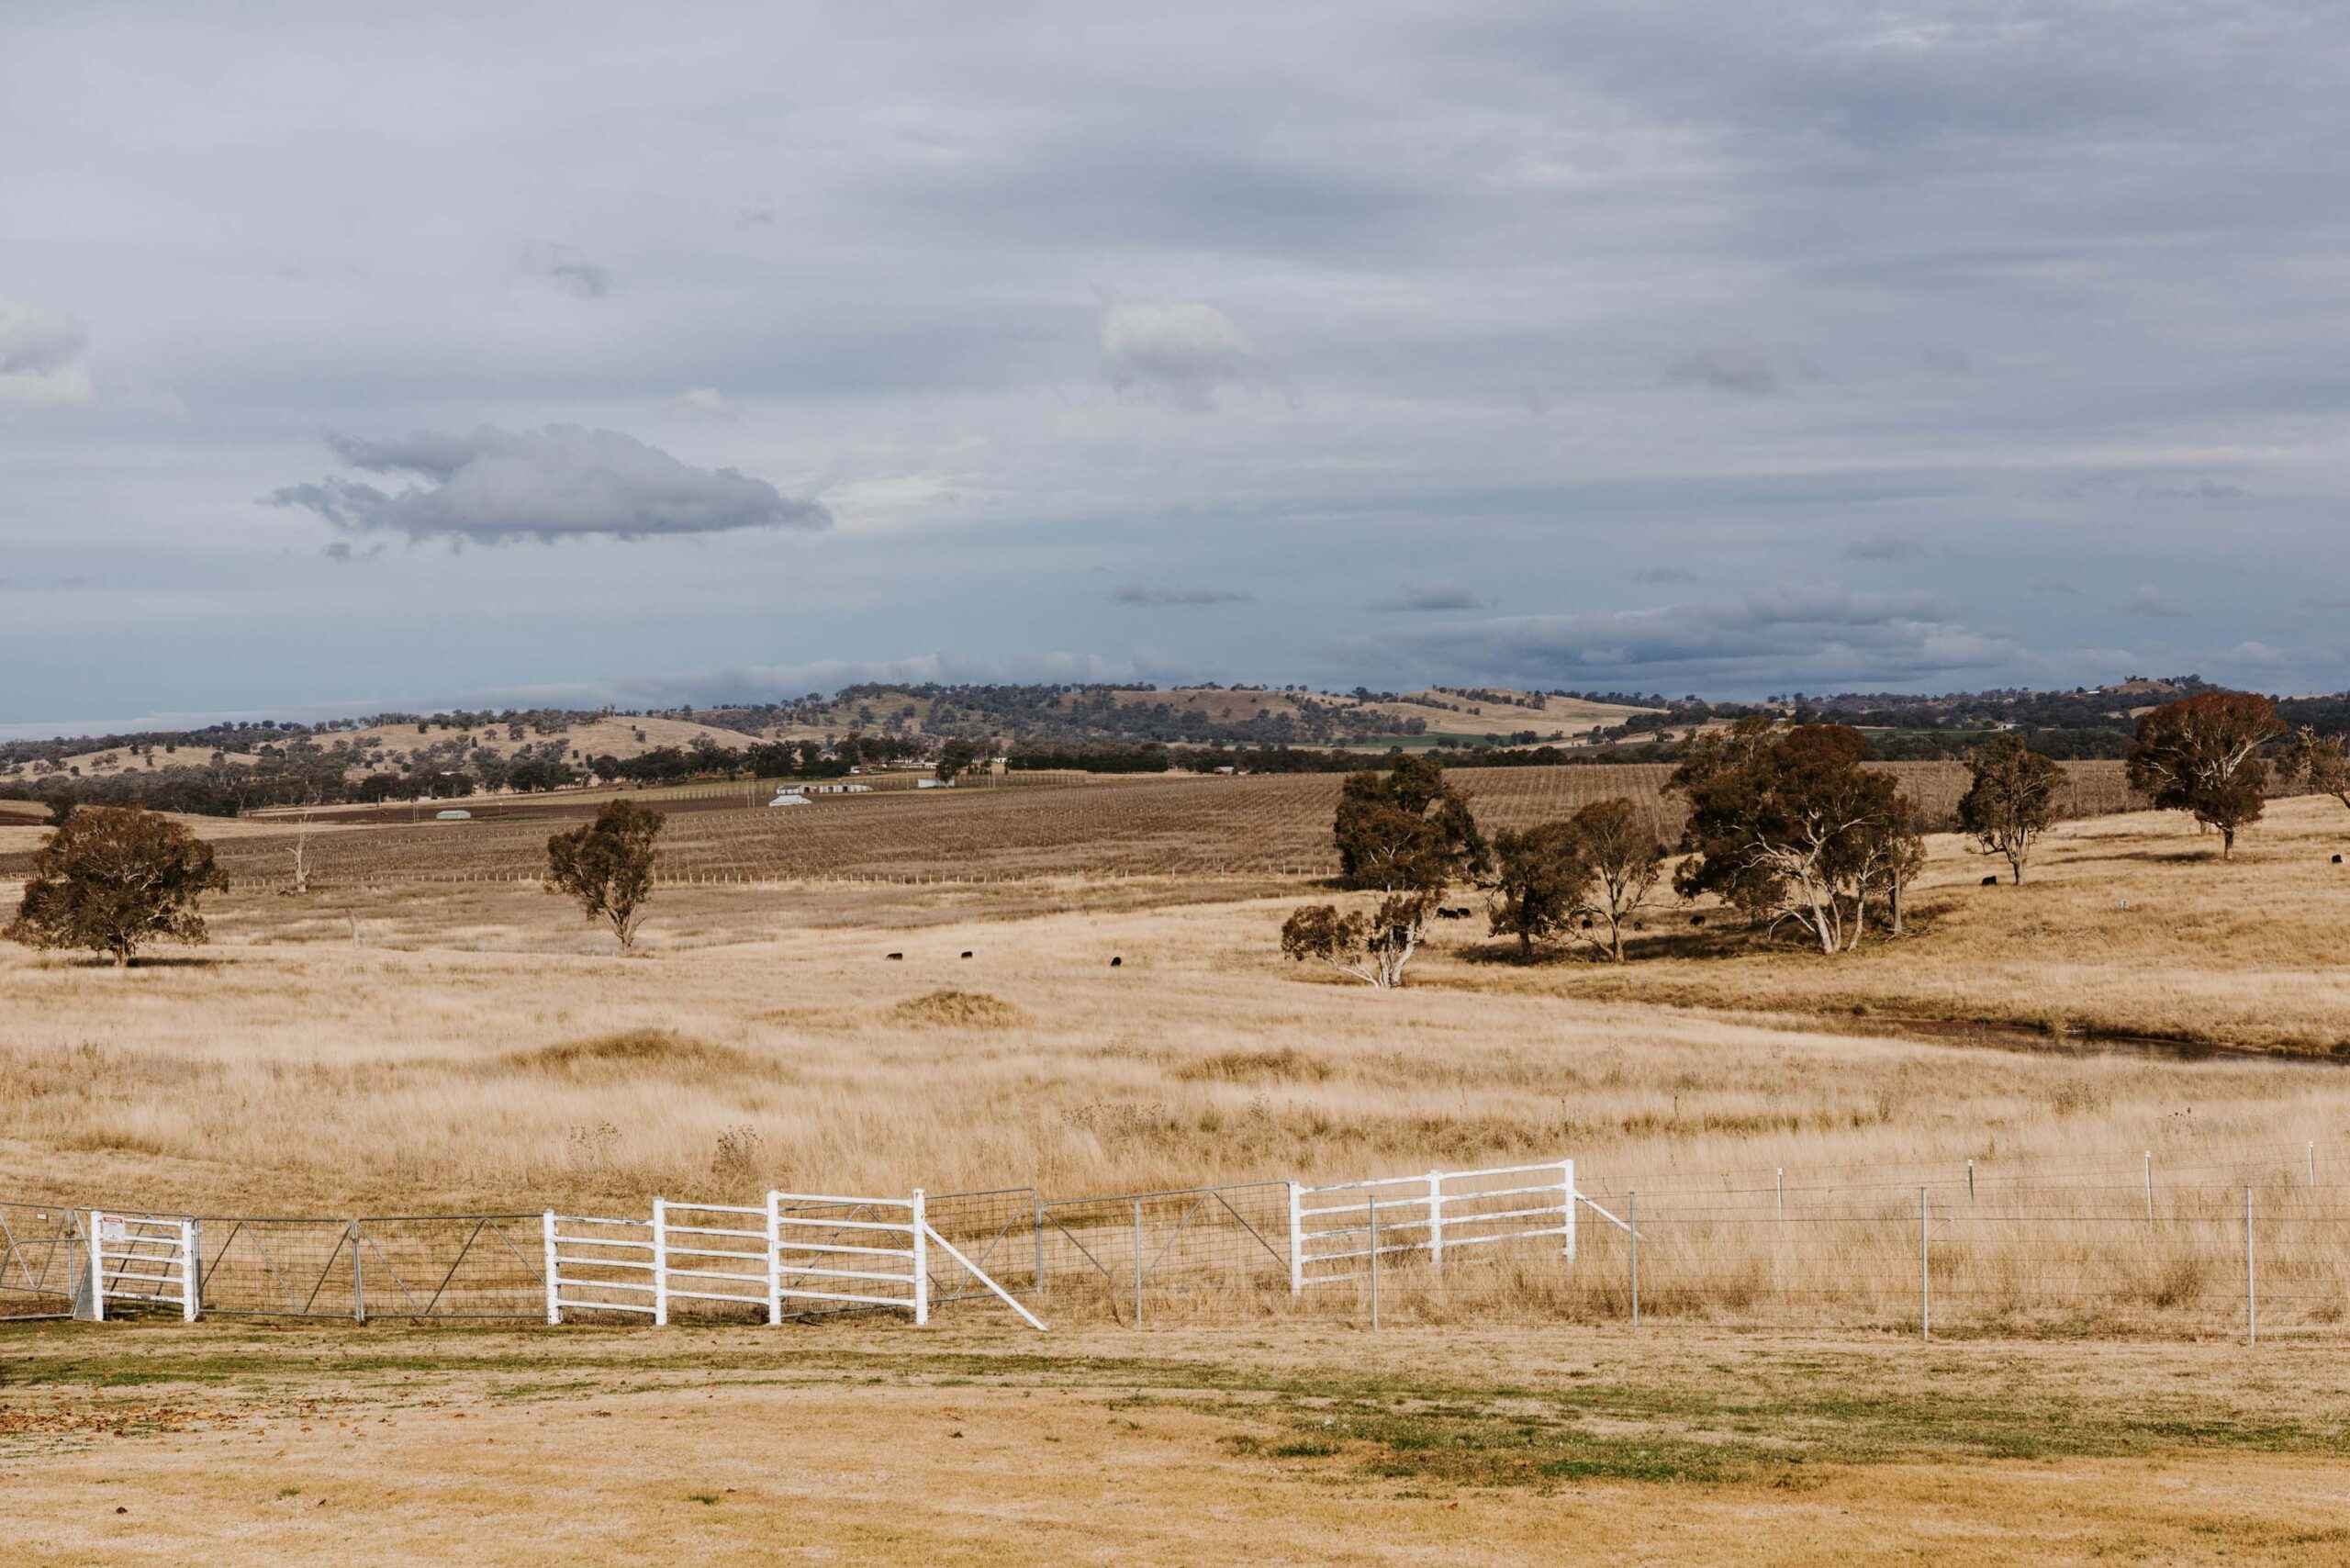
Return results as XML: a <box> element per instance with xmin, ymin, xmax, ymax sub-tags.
<box><xmin>1100</xmin><ymin>300</ymin><xmax>1261</xmax><ymax>409</ymax></box>
<box><xmin>267</xmin><ymin>425</ymin><xmax>831</xmax><ymax>544</ymax></box>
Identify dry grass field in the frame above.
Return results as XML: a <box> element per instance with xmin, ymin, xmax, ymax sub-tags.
<box><xmin>8</xmin><ymin>773</ymin><xmax>2350</xmax><ymax>1561</ymax></box>
<box><xmin>11</xmin><ymin>1323</ymin><xmax>2350</xmax><ymax>1566</ymax></box>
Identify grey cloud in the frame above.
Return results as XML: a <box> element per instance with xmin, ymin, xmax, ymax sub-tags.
<box><xmin>1665</xmin><ymin>342</ymin><xmax>1780</xmax><ymax>396</ymax></box>
<box><xmin>1393</xmin><ymin>583</ymin><xmax>2014</xmax><ymax>688</ymax></box>
<box><xmin>1371</xmin><ymin>581</ymin><xmax>1487</xmax><ymax>612</ymax></box>
<box><xmin>1101</xmin><ymin>299</ymin><xmax>1261</xmax><ymax>409</ymax></box>
<box><xmin>1112</xmin><ymin>583</ymin><xmax>1253</xmax><ymax>607</ymax></box>
<box><xmin>268</xmin><ymin>425</ymin><xmax>831</xmax><ymax>544</ymax></box>
<box><xmin>2124</xmin><ymin>585</ymin><xmax>2185</xmax><ymax>618</ymax></box>
<box><xmin>1630</xmin><ymin>566</ymin><xmax>1698</xmax><ymax>585</ymax></box>
<box><xmin>0</xmin><ymin>296</ymin><xmax>94</xmax><ymax>407</ymax></box>
<box><xmin>526</xmin><ymin>241</ymin><xmax>613</xmax><ymax>299</ymax></box>
<box><xmin>2139</xmin><ymin>477</ymin><xmax>2250</xmax><ymax>500</ymax></box>
<box><xmin>1843</xmin><ymin>534</ymin><xmax>1928</xmax><ymax>561</ymax></box>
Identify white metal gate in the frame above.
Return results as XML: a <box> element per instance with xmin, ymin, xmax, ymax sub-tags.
<box><xmin>89</xmin><ymin>1210</ymin><xmax>197</xmax><ymax>1321</ymax></box>
<box><xmin>543</xmin><ymin>1191</ymin><xmax>1046</xmax><ymax>1330</ymax></box>
<box><xmin>1288</xmin><ymin>1159</ymin><xmax>1578</xmax><ymax>1293</ymax></box>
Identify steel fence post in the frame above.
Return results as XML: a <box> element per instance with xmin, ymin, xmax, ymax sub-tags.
<box><xmin>1774</xmin><ymin>1169</ymin><xmax>1784</xmax><ymax>1225</ymax></box>
<box><xmin>2310</xmin><ymin>1141</ymin><xmax>2318</xmax><ymax>1187</ymax></box>
<box><xmin>1368</xmin><ymin>1194</ymin><xmax>1380</xmax><ymax>1331</ymax></box>
<box><xmin>1287</xmin><ymin>1182</ymin><xmax>1304</xmax><ymax>1296</ymax></box>
<box><xmin>2244</xmin><ymin>1184</ymin><xmax>2255</xmax><ymax>1348</ymax></box>
<box><xmin>652</xmin><ymin>1198</ymin><xmax>669</xmax><ymax>1327</ymax></box>
<box><xmin>1132</xmin><ymin>1197</ymin><xmax>1145</xmax><ymax>1327</ymax></box>
<box><xmin>542</xmin><ymin>1210</ymin><xmax>559</xmax><ymax>1325</ymax></box>
<box><xmin>765</xmin><ymin>1191</ymin><xmax>781</xmax><ymax>1327</ymax></box>
<box><xmin>1034</xmin><ymin>1194</ymin><xmax>1046</xmax><ymax>1304</ymax></box>
<box><xmin>2144</xmin><ymin>1152</ymin><xmax>2154</xmax><ymax>1222</ymax></box>
<box><xmin>1966</xmin><ymin>1159</ymin><xmax>1975</xmax><ymax>1203</ymax></box>
<box><xmin>180</xmin><ymin>1219</ymin><xmax>198</xmax><ymax>1323</ymax></box>
<box><xmin>912</xmin><ymin>1189</ymin><xmax>929</xmax><ymax>1327</ymax></box>
<box><xmin>1628</xmin><ymin>1189</ymin><xmax>1639</xmax><ymax>1329</ymax></box>
<box><xmin>1919</xmin><ymin>1187</ymin><xmax>1930</xmax><ymax>1343</ymax></box>
<box><xmin>352</xmin><ymin>1220</ymin><xmax>364</xmax><ymax>1323</ymax></box>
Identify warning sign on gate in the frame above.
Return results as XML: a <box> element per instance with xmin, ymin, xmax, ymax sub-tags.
<box><xmin>100</xmin><ymin>1216</ymin><xmax>126</xmax><ymax>1243</ymax></box>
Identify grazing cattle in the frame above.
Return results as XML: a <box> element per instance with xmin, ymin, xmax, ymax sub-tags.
<box><xmin>1110</xmin><ymin>956</ymin><xmax>1123</xmax><ymax>968</ymax></box>
<box><xmin>2335</xmin><ymin>855</ymin><xmax>2344</xmax><ymax>865</ymax></box>
<box><xmin>886</xmin><ymin>952</ymin><xmax>904</xmax><ymax>960</ymax></box>
<box><xmin>1689</xmin><ymin>913</ymin><xmax>1706</xmax><ymax>928</ymax></box>
<box><xmin>1579</xmin><ymin>917</ymin><xmax>1595</xmax><ymax>930</ymax></box>
<box><xmin>960</xmin><ymin>950</ymin><xmax>974</xmax><ymax>958</ymax></box>
<box><xmin>1981</xmin><ymin>875</ymin><xmax>1999</xmax><ymax>886</ymax></box>
<box><xmin>1632</xmin><ymin>921</ymin><xmax>1646</xmax><ymax>933</ymax></box>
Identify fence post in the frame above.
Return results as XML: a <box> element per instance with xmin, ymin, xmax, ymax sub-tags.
<box><xmin>1286</xmin><ymin>1182</ymin><xmax>1304</xmax><ymax>1296</ymax></box>
<box><xmin>1131</xmin><ymin>1197</ymin><xmax>1145</xmax><ymax>1327</ymax></box>
<box><xmin>1561</xmin><ymin>1159</ymin><xmax>1576</xmax><ymax>1263</ymax></box>
<box><xmin>1628</xmin><ymin>1189</ymin><xmax>1639</xmax><ymax>1329</ymax></box>
<box><xmin>1774</xmin><ymin>1169</ymin><xmax>1784</xmax><ymax>1225</ymax></box>
<box><xmin>1966</xmin><ymin>1159</ymin><xmax>1975</xmax><ymax>1203</ymax></box>
<box><xmin>1034</xmin><ymin>1195</ymin><xmax>1046</xmax><ymax>1304</ymax></box>
<box><xmin>765</xmin><ymin>1191</ymin><xmax>782</xmax><ymax>1327</ymax></box>
<box><xmin>352</xmin><ymin>1220</ymin><xmax>365</xmax><ymax>1323</ymax></box>
<box><xmin>179</xmin><ymin>1220</ymin><xmax>198</xmax><ymax>1323</ymax></box>
<box><xmin>90</xmin><ymin>1210</ymin><xmax>108</xmax><ymax>1323</ymax></box>
<box><xmin>542</xmin><ymin>1210</ymin><xmax>559</xmax><ymax>1325</ymax></box>
<box><xmin>2144</xmin><ymin>1152</ymin><xmax>2154</xmax><ymax>1221</ymax></box>
<box><xmin>2310</xmin><ymin>1141</ymin><xmax>2318</xmax><ymax>1187</ymax></box>
<box><xmin>912</xmin><ymin>1189</ymin><xmax>930</xmax><ymax>1327</ymax></box>
<box><xmin>1368</xmin><ymin>1194</ymin><xmax>1380</xmax><ymax>1331</ymax></box>
<box><xmin>1427</xmin><ymin>1170</ymin><xmax>1444</xmax><ymax>1271</ymax></box>
<box><xmin>2244</xmin><ymin>1184</ymin><xmax>2255</xmax><ymax>1348</ymax></box>
<box><xmin>1919</xmin><ymin>1187</ymin><xmax>1930</xmax><ymax>1343</ymax></box>
<box><xmin>651</xmin><ymin>1198</ymin><xmax>669</xmax><ymax>1327</ymax></box>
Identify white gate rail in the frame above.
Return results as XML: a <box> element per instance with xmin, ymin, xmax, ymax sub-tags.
<box><xmin>1288</xmin><ymin>1159</ymin><xmax>1579</xmax><ymax>1293</ymax></box>
<box><xmin>90</xmin><ymin>1210</ymin><xmax>197</xmax><ymax>1321</ymax></box>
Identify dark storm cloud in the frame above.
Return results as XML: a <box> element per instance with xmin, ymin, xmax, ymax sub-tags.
<box><xmin>268</xmin><ymin>426</ymin><xmax>831</xmax><ymax>544</ymax></box>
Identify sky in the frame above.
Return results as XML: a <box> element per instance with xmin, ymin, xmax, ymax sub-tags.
<box><xmin>5</xmin><ymin>1</ymin><xmax>2349</xmax><ymax>736</ymax></box>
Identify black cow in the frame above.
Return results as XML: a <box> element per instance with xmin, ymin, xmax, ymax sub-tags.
<box><xmin>960</xmin><ymin>950</ymin><xmax>974</xmax><ymax>958</ymax></box>
<box><xmin>1981</xmin><ymin>875</ymin><xmax>1999</xmax><ymax>886</ymax></box>
<box><xmin>886</xmin><ymin>952</ymin><xmax>904</xmax><ymax>960</ymax></box>
<box><xmin>1110</xmin><ymin>956</ymin><xmax>1123</xmax><ymax>967</ymax></box>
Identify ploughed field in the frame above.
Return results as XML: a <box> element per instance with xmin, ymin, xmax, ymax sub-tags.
<box><xmin>35</xmin><ymin>760</ymin><xmax>2143</xmax><ymax>889</ymax></box>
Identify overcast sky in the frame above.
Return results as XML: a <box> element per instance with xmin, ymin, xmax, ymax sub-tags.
<box><xmin>6</xmin><ymin>1</ymin><xmax>2349</xmax><ymax>735</ymax></box>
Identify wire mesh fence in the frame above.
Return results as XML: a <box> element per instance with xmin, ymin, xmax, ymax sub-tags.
<box><xmin>0</xmin><ymin>1201</ymin><xmax>85</xmax><ymax>1320</ymax></box>
<box><xmin>1037</xmin><ymin>1182</ymin><xmax>1292</xmax><ymax>1324</ymax></box>
<box><xmin>16</xmin><ymin>1144</ymin><xmax>2350</xmax><ymax>1338</ymax></box>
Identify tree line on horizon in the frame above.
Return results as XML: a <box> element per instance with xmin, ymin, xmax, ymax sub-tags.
<box><xmin>1279</xmin><ymin>691</ymin><xmax>2348</xmax><ymax>988</ymax></box>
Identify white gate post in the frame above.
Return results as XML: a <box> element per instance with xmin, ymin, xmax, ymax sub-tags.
<box><xmin>651</xmin><ymin>1198</ymin><xmax>669</xmax><ymax>1327</ymax></box>
<box><xmin>179</xmin><ymin>1220</ymin><xmax>198</xmax><ymax>1322</ymax></box>
<box><xmin>765</xmin><ymin>1191</ymin><xmax>782</xmax><ymax>1327</ymax></box>
<box><xmin>542</xmin><ymin>1211</ymin><xmax>560</xmax><ymax>1324</ymax></box>
<box><xmin>1286</xmin><ymin>1182</ymin><xmax>1304</xmax><ymax>1296</ymax></box>
<box><xmin>1427</xmin><ymin>1171</ymin><xmax>1444</xmax><ymax>1270</ymax></box>
<box><xmin>911</xmin><ymin>1189</ymin><xmax>930</xmax><ymax>1327</ymax></box>
<box><xmin>1561</xmin><ymin>1159</ymin><xmax>1576</xmax><ymax>1263</ymax></box>
<box><xmin>89</xmin><ymin>1210</ymin><xmax>106</xmax><ymax>1323</ymax></box>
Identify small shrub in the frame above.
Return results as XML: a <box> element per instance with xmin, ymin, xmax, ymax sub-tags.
<box><xmin>886</xmin><ymin>990</ymin><xmax>1026</xmax><ymax>1029</ymax></box>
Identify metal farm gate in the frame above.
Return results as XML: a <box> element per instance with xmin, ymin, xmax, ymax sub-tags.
<box><xmin>1290</xmin><ymin>1159</ymin><xmax>1581</xmax><ymax>1293</ymax></box>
